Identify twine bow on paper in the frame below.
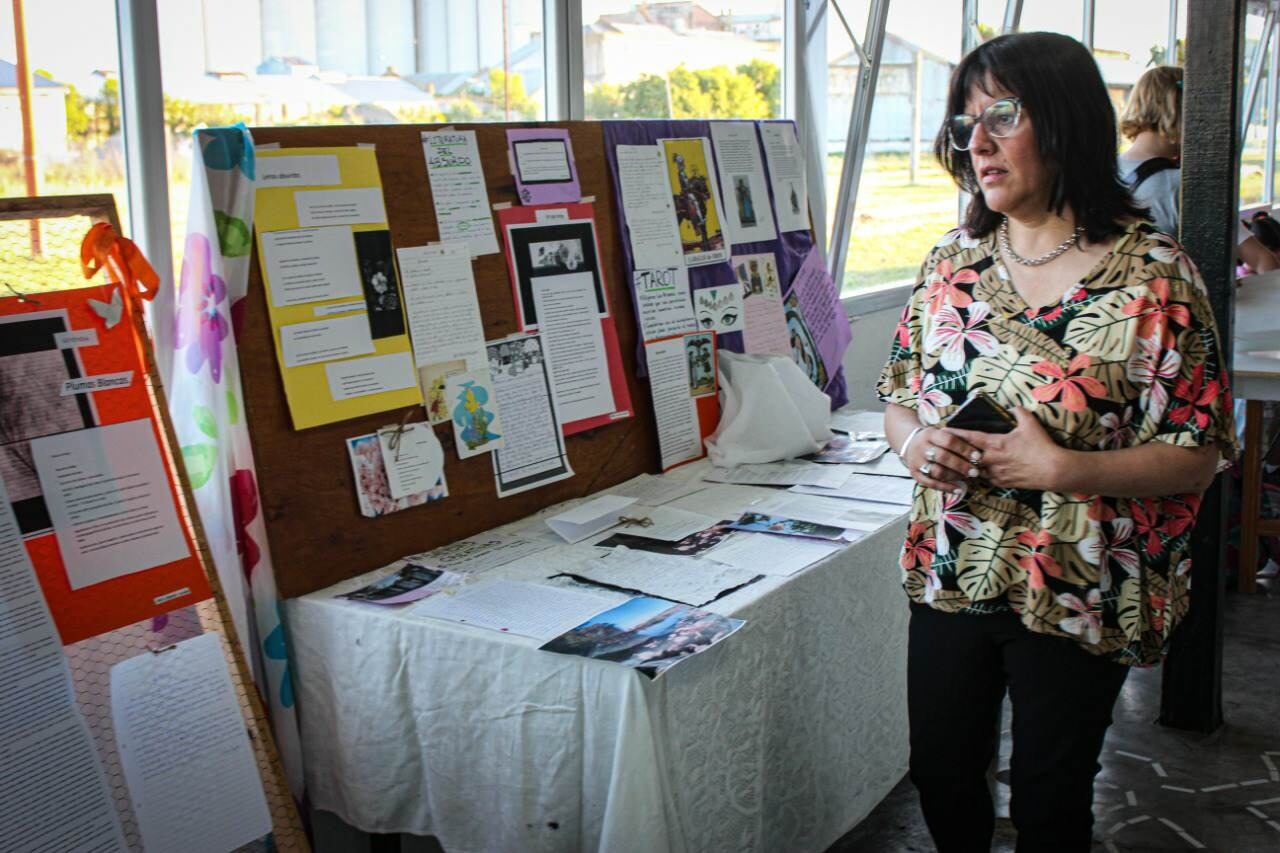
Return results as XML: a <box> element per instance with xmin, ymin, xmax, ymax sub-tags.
<box><xmin>80</xmin><ymin>222</ymin><xmax>160</xmax><ymax>302</ymax></box>
<box><xmin>618</xmin><ymin>516</ymin><xmax>654</xmax><ymax>529</ymax></box>
<box><xmin>380</xmin><ymin>409</ymin><xmax>419</xmax><ymax>463</ymax></box>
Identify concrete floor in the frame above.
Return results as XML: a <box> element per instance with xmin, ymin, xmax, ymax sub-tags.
<box><xmin>829</xmin><ymin>588</ymin><xmax>1280</xmax><ymax>852</ymax></box>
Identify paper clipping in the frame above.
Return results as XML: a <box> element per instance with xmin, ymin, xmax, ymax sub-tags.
<box><xmin>634</xmin><ymin>267</ymin><xmax>698</xmax><ymax>341</ymax></box>
<box><xmin>547</xmin><ymin>494</ymin><xmax>638</xmax><ymax>543</ymax></box>
<box><xmin>446</xmin><ymin>370</ymin><xmax>505</xmax><ymax>458</ymax></box>
<box><xmin>377</xmin><ymin>422</ymin><xmax>446</xmax><ymax>500</ymax></box>
<box><xmin>326</xmin><ymin>351</ymin><xmax>418</xmax><ymax>401</ymax></box>
<box><xmin>615</xmin><ymin>144</ymin><xmax>686</xmax><ymax>269</ymax></box>
<box><xmin>704</xmin><ymin>530</ymin><xmax>842</xmax><ymax>577</ymax></box>
<box><xmin>347</xmin><ymin>431</ymin><xmax>447</xmax><ymax>518</ymax></box>
<box><xmin>508</xmin><ymin>128</ymin><xmax>582</xmax><ymax>205</ymax></box>
<box><xmin>257</xmin><ymin>153</ymin><xmax>340</xmax><ymax>188</ymax></box>
<box><xmin>32</xmin><ymin>418</ymin><xmax>190</xmax><ymax>590</ymax></box>
<box><xmin>279</xmin><ymin>313</ymin><xmax>375</xmax><ymax>367</ymax></box>
<box><xmin>607</xmin><ymin>504</ymin><xmax>717</xmax><ymax>542</ymax></box>
<box><xmin>709</xmin><ymin>121</ymin><xmax>777</xmax><ymax>245</ymax></box>
<box><xmin>260</xmin><ymin>226</ymin><xmax>362</xmax><ymax>308</ymax></box>
<box><xmin>645</xmin><ymin>335</ymin><xmax>701</xmax><ymax>468</ymax></box>
<box><xmin>532</xmin><ymin>274</ymin><xmax>617</xmax><ymax>425</ymax></box>
<box><xmin>487</xmin><ymin>333</ymin><xmax>575</xmax><ymax>497</ymax></box>
<box><xmin>340</xmin><ymin>563</ymin><xmax>462</xmax><ymax>605</ymax></box>
<box><xmin>412</xmin><ymin>579</ymin><xmax>616</xmax><ymax>641</ymax></box>
<box><xmin>760</xmin><ymin>122</ymin><xmax>811</xmax><ymax>233</ymax></box>
<box><xmin>111</xmin><ymin>633</ymin><xmax>272</xmax><ymax>853</ymax></box>
<box><xmin>541</xmin><ymin>595</ymin><xmax>745</xmax><ymax>678</ymax></box>
<box><xmin>295</xmin><ymin>187</ymin><xmax>387</xmax><ymax>227</ymax></box>
<box><xmin>397</xmin><ymin>242</ymin><xmax>488</xmax><ymax>422</ymax></box>
<box><xmin>0</xmin><ymin>476</ymin><xmax>128</xmax><ymax>853</ymax></box>
<box><xmin>410</xmin><ymin>533</ymin><xmax>555</xmax><ymax>576</ymax></box>
<box><xmin>790</xmin><ymin>247</ymin><xmax>852</xmax><ymax>387</ymax></box>
<box><xmin>595</xmin><ymin>519</ymin><xmax>734</xmax><ymax>557</ymax></box>
<box><xmin>562</xmin><ymin>545</ymin><xmax>760</xmax><ymax>608</ymax></box>
<box><xmin>693</xmin><ymin>284</ymin><xmax>745</xmax><ymax>335</ymax></box>
<box><xmin>422</xmin><ymin>129</ymin><xmax>500</xmax><ymax>256</ymax></box>
<box><xmin>660</xmin><ymin>137</ymin><xmax>731</xmax><ymax>267</ymax></box>
<box><xmin>734</xmin><ymin>252</ymin><xmax>790</xmax><ymax>355</ymax></box>
<box><xmin>727</xmin><ymin>511</ymin><xmax>847</xmax><ymax>541</ymax></box>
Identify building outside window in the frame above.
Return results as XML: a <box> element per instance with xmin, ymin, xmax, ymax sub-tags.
<box><xmin>581</xmin><ymin>0</ymin><xmax>783</xmax><ymax>120</ymax></box>
<box><xmin>0</xmin><ymin>1</ymin><xmax>126</xmax><ymax>292</ymax></box>
<box><xmin>154</xmin><ymin>0</ymin><xmax>545</xmax><ymax>269</ymax></box>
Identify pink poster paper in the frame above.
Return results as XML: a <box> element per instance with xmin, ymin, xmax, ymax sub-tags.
<box><xmin>790</xmin><ymin>247</ymin><xmax>852</xmax><ymax>385</ymax></box>
<box><xmin>507</xmin><ymin>128</ymin><xmax>582</xmax><ymax>205</ymax></box>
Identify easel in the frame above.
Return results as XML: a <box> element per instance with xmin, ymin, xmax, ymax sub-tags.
<box><xmin>0</xmin><ymin>194</ymin><xmax>308</xmax><ymax>851</ymax></box>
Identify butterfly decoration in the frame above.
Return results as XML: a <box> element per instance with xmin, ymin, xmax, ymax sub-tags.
<box><xmin>88</xmin><ymin>287</ymin><xmax>124</xmax><ymax>329</ymax></box>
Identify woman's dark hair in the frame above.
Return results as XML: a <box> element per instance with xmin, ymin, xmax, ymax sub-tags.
<box><xmin>1249</xmin><ymin>211</ymin><xmax>1280</xmax><ymax>253</ymax></box>
<box><xmin>934</xmin><ymin>32</ymin><xmax>1148</xmax><ymax>243</ymax></box>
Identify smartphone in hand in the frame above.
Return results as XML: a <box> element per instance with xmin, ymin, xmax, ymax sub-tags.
<box><xmin>945</xmin><ymin>392</ymin><xmax>1017</xmax><ymax>434</ymax></box>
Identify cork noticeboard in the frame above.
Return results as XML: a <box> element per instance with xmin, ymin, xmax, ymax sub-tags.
<box><xmin>241</xmin><ymin>123</ymin><xmax>659</xmax><ymax>599</ymax></box>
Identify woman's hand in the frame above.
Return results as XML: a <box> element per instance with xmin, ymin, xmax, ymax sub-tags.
<box><xmin>903</xmin><ymin>426</ymin><xmax>985</xmax><ymax>494</ymax></box>
<box><xmin>947</xmin><ymin>406</ymin><xmax>1067</xmax><ymax>491</ymax></box>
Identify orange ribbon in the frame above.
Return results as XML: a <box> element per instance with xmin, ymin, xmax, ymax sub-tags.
<box><xmin>80</xmin><ymin>222</ymin><xmax>159</xmax><ymax>301</ymax></box>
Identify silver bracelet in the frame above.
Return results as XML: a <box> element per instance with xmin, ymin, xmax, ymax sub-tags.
<box><xmin>898</xmin><ymin>426</ymin><xmax>927</xmax><ymax>459</ymax></box>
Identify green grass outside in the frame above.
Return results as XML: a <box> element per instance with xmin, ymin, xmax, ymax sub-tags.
<box><xmin>827</xmin><ymin>151</ymin><xmax>960</xmax><ymax>293</ymax></box>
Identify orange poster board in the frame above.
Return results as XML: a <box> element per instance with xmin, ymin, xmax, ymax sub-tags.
<box><xmin>0</xmin><ymin>284</ymin><xmax>211</xmax><ymax>643</ymax></box>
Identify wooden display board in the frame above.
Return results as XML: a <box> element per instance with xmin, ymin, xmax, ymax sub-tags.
<box><xmin>0</xmin><ymin>194</ymin><xmax>308</xmax><ymax>851</ymax></box>
<box><xmin>242</xmin><ymin>123</ymin><xmax>658</xmax><ymax>598</ymax></box>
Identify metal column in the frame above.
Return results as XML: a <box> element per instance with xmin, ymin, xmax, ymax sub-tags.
<box><xmin>1266</xmin><ymin>14</ymin><xmax>1280</xmax><ymax>203</ymax></box>
<box><xmin>544</xmin><ymin>0</ymin><xmax>583</xmax><ymax>119</ymax></box>
<box><xmin>826</xmin><ymin>0</ymin><xmax>890</xmax><ymax>287</ymax></box>
<box><xmin>1160</xmin><ymin>0</ymin><xmax>1246</xmax><ymax>735</ymax></box>
<box><xmin>1240</xmin><ymin>3</ymin><xmax>1275</xmax><ymax>150</ymax></box>
<box><xmin>791</xmin><ymin>0</ymin><xmax>830</xmax><ymax>257</ymax></box>
<box><xmin>963</xmin><ymin>0</ymin><xmax>981</xmax><ymax>55</ymax></box>
<box><xmin>1081</xmin><ymin>0</ymin><xmax>1095</xmax><ymax>49</ymax></box>
<box><xmin>115</xmin><ymin>0</ymin><xmax>175</xmax><ymax>379</ymax></box>
<box><xmin>1002</xmin><ymin>0</ymin><xmax>1024</xmax><ymax>34</ymax></box>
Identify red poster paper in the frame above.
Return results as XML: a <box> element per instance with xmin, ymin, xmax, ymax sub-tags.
<box><xmin>496</xmin><ymin>202</ymin><xmax>633</xmax><ymax>435</ymax></box>
<box><xmin>0</xmin><ymin>285</ymin><xmax>211</xmax><ymax>643</ymax></box>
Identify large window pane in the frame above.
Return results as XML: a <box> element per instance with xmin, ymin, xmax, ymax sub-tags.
<box><xmin>0</xmin><ymin>1</ymin><xmax>126</xmax><ymax>291</ymax></box>
<box><xmin>158</xmin><ymin>0</ymin><xmax>546</xmax><ymax>269</ymax></box>
<box><xmin>582</xmin><ymin>0</ymin><xmax>783</xmax><ymax>119</ymax></box>
<box><xmin>1240</xmin><ymin>7</ymin><xmax>1270</xmax><ymax>207</ymax></box>
<box><xmin>828</xmin><ymin>0</ymin><xmax>961</xmax><ymax>293</ymax></box>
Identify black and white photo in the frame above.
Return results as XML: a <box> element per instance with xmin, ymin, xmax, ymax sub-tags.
<box><xmin>354</xmin><ymin>229</ymin><xmax>405</xmax><ymax>339</ymax></box>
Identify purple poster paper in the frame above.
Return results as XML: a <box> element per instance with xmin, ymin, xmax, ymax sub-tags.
<box><xmin>791</xmin><ymin>247</ymin><xmax>852</xmax><ymax>385</ymax></box>
<box><xmin>600</xmin><ymin>119</ymin><xmax>849</xmax><ymax>408</ymax></box>
<box><xmin>507</xmin><ymin>128</ymin><xmax>582</xmax><ymax>205</ymax></box>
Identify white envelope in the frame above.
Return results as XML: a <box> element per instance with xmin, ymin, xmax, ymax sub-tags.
<box><xmin>546</xmin><ymin>495</ymin><xmax>638</xmax><ymax>543</ymax></box>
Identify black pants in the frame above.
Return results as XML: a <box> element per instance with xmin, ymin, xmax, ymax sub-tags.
<box><xmin>907</xmin><ymin>603</ymin><xmax>1130</xmax><ymax>853</ymax></box>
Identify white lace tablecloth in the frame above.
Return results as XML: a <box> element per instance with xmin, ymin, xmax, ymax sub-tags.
<box><xmin>286</xmin><ymin>482</ymin><xmax>910</xmax><ymax>853</ymax></box>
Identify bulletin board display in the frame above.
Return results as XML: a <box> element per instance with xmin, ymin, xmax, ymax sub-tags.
<box><xmin>0</xmin><ymin>195</ymin><xmax>308</xmax><ymax>851</ymax></box>
<box><xmin>241</xmin><ymin>123</ymin><xmax>658</xmax><ymax>599</ymax></box>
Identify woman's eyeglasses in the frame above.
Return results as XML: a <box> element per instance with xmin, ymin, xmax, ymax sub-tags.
<box><xmin>949</xmin><ymin>97</ymin><xmax>1022</xmax><ymax>151</ymax></box>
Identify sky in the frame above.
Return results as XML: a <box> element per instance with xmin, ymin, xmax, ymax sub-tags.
<box><xmin>0</xmin><ymin>0</ymin><xmax>1190</xmax><ymax>94</ymax></box>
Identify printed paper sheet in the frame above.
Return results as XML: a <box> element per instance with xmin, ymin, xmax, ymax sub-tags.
<box><xmin>256</xmin><ymin>146</ymin><xmax>422</xmax><ymax>429</ymax></box>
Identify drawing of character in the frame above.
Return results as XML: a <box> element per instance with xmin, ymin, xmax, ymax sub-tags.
<box><xmin>671</xmin><ymin>153</ymin><xmax>712</xmax><ymax>250</ymax></box>
<box><xmin>452</xmin><ymin>381</ymin><xmax>501</xmax><ymax>450</ymax></box>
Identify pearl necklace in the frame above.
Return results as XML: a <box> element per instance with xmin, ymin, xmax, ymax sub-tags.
<box><xmin>998</xmin><ymin>217</ymin><xmax>1084</xmax><ymax>266</ymax></box>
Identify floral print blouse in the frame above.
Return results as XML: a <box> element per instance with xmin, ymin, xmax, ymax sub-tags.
<box><xmin>877</xmin><ymin>221</ymin><xmax>1238</xmax><ymax>665</ymax></box>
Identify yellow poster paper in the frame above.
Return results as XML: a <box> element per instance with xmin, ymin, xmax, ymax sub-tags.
<box><xmin>255</xmin><ymin>146</ymin><xmax>422</xmax><ymax>429</ymax></box>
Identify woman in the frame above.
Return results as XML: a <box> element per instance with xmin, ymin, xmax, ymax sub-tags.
<box><xmin>1117</xmin><ymin>65</ymin><xmax>1183</xmax><ymax>236</ymax></box>
<box><xmin>1119</xmin><ymin>65</ymin><xmax>1278</xmax><ymax>273</ymax></box>
<box><xmin>878</xmin><ymin>33</ymin><xmax>1236</xmax><ymax>852</ymax></box>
